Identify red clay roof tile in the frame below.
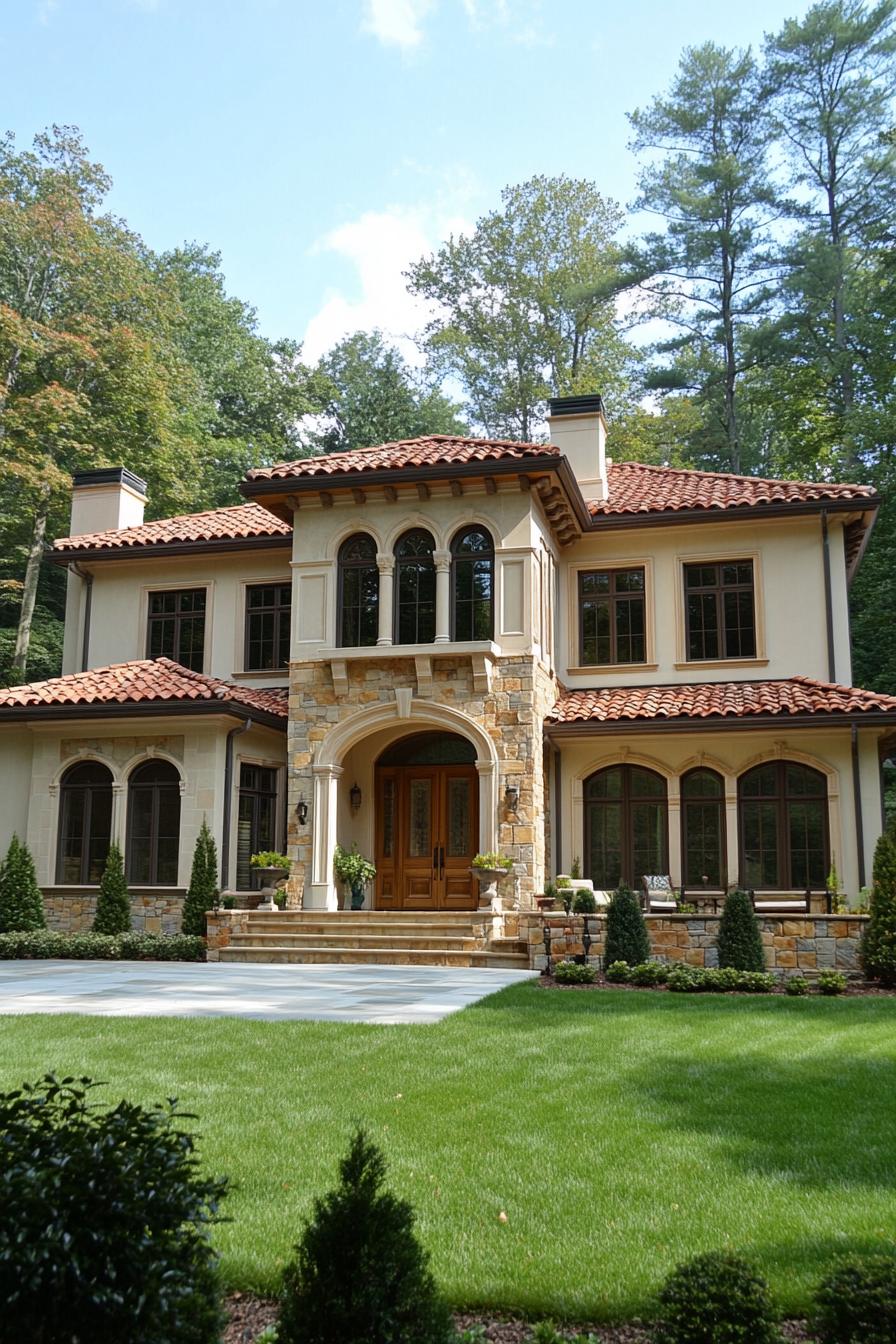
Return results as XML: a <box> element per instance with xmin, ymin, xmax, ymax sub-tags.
<box><xmin>245</xmin><ymin>435</ymin><xmax>556</xmax><ymax>480</ymax></box>
<box><xmin>52</xmin><ymin>502</ymin><xmax>292</xmax><ymax>555</ymax></box>
<box><xmin>590</xmin><ymin>462</ymin><xmax>875</xmax><ymax>517</ymax></box>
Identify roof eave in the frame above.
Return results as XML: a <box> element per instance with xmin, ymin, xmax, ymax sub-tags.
<box><xmin>48</xmin><ymin>534</ymin><xmax>293</xmax><ymax>566</ymax></box>
<box><xmin>545</xmin><ymin>710</ymin><xmax>896</xmax><ymax>737</ymax></box>
<box><xmin>586</xmin><ymin>495</ymin><xmax>880</xmax><ymax>531</ymax></box>
<box><xmin>0</xmin><ymin>699</ymin><xmax>288</xmax><ymax>731</ymax></box>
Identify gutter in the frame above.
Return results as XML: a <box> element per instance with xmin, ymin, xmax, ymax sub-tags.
<box><xmin>68</xmin><ymin>562</ymin><xmax>93</xmax><ymax>672</ymax></box>
<box><xmin>821</xmin><ymin>510</ymin><xmax>836</xmax><ymax>682</ymax></box>
<box><xmin>221</xmin><ymin>716</ymin><xmax>252</xmax><ymax>890</ymax></box>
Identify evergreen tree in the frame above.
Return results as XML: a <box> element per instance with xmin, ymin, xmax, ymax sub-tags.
<box><xmin>278</xmin><ymin>1129</ymin><xmax>453</xmax><ymax>1344</ymax></box>
<box><xmin>182</xmin><ymin>819</ymin><xmax>218</xmax><ymax>937</ymax></box>
<box><xmin>0</xmin><ymin>834</ymin><xmax>45</xmax><ymax>933</ymax></box>
<box><xmin>861</xmin><ymin>821</ymin><xmax>896</xmax><ymax>985</ymax></box>
<box><xmin>717</xmin><ymin>888</ymin><xmax>766</xmax><ymax>971</ymax></box>
<box><xmin>603</xmin><ymin>885</ymin><xmax>651</xmax><ymax>967</ymax></box>
<box><xmin>92</xmin><ymin>843</ymin><xmax>131</xmax><ymax>935</ymax></box>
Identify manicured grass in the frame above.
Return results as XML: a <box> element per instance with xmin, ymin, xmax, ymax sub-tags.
<box><xmin>1</xmin><ymin>982</ymin><xmax>895</xmax><ymax>1321</ymax></box>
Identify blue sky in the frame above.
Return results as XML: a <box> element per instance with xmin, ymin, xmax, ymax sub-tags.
<box><xmin>6</xmin><ymin>0</ymin><xmax>811</xmax><ymax>360</ymax></box>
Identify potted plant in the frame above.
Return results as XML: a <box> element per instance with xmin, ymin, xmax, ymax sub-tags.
<box><xmin>333</xmin><ymin>844</ymin><xmax>376</xmax><ymax>911</ymax></box>
<box><xmin>471</xmin><ymin>852</ymin><xmax>514</xmax><ymax>910</ymax></box>
<box><xmin>537</xmin><ymin>880</ymin><xmax>558</xmax><ymax>912</ymax></box>
<box><xmin>250</xmin><ymin>851</ymin><xmax>290</xmax><ymax>910</ymax></box>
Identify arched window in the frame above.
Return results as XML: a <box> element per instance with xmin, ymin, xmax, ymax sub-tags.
<box><xmin>738</xmin><ymin>761</ymin><xmax>828</xmax><ymax>890</ymax></box>
<box><xmin>584</xmin><ymin>765</ymin><xmax>668</xmax><ymax>891</ymax></box>
<box><xmin>394</xmin><ymin>529</ymin><xmax>436</xmax><ymax>645</ymax></box>
<box><xmin>337</xmin><ymin>534</ymin><xmax>379</xmax><ymax>648</ymax></box>
<box><xmin>451</xmin><ymin>526</ymin><xmax>494</xmax><ymax>641</ymax></box>
<box><xmin>127</xmin><ymin>761</ymin><xmax>181</xmax><ymax>886</ymax></box>
<box><xmin>57</xmin><ymin>761</ymin><xmax>113</xmax><ymax>884</ymax></box>
<box><xmin>681</xmin><ymin>768</ymin><xmax>726</xmax><ymax>888</ymax></box>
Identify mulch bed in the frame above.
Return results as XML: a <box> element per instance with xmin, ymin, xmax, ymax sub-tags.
<box><xmin>537</xmin><ymin>974</ymin><xmax>895</xmax><ymax>997</ymax></box>
<box><xmin>225</xmin><ymin>1296</ymin><xmax>812</xmax><ymax>1342</ymax></box>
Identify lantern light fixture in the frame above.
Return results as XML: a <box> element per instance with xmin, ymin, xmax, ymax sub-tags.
<box><xmin>504</xmin><ymin>780</ymin><xmax>520</xmax><ymax>811</ymax></box>
<box><xmin>350</xmin><ymin>782</ymin><xmax>362</xmax><ymax>811</ymax></box>
<box><xmin>296</xmin><ymin>795</ymin><xmax>308</xmax><ymax>826</ymax></box>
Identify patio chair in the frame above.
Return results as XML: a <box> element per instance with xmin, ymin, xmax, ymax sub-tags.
<box><xmin>640</xmin><ymin>875</ymin><xmax>679</xmax><ymax>913</ymax></box>
<box><xmin>749</xmin><ymin>889</ymin><xmax>811</xmax><ymax>915</ymax></box>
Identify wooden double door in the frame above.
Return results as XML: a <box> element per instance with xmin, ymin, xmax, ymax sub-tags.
<box><xmin>375</xmin><ymin>765</ymin><xmax>479</xmax><ymax>910</ymax></box>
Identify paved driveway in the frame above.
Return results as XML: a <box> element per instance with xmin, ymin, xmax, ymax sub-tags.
<box><xmin>0</xmin><ymin>960</ymin><xmax>534</xmax><ymax>1024</ymax></box>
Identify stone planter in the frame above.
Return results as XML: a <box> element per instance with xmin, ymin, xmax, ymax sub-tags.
<box><xmin>253</xmin><ymin>866</ymin><xmax>289</xmax><ymax>912</ymax></box>
<box><xmin>535</xmin><ymin>895</ymin><xmax>557</xmax><ymax>911</ymax></box>
<box><xmin>472</xmin><ymin>866</ymin><xmax>510</xmax><ymax>911</ymax></box>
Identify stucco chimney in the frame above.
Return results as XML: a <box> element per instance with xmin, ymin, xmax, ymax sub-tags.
<box><xmin>545</xmin><ymin>394</ymin><xmax>608</xmax><ymax>502</ymax></box>
<box><xmin>69</xmin><ymin>466</ymin><xmax>148</xmax><ymax>536</ymax></box>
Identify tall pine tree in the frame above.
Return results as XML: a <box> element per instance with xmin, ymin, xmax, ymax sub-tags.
<box><xmin>0</xmin><ymin>834</ymin><xmax>45</xmax><ymax>932</ymax></box>
<box><xmin>182</xmin><ymin>819</ymin><xmax>218</xmax><ymax>937</ymax></box>
<box><xmin>92</xmin><ymin>843</ymin><xmax>131</xmax><ymax>935</ymax></box>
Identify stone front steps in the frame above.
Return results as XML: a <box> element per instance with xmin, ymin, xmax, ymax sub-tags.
<box><xmin>216</xmin><ymin>911</ymin><xmax>529</xmax><ymax>969</ymax></box>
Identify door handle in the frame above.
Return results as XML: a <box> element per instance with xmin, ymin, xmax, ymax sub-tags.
<box><xmin>439</xmin><ymin>845</ymin><xmax>445</xmax><ymax>877</ymax></box>
<box><xmin>433</xmin><ymin>846</ymin><xmax>439</xmax><ymax>873</ymax></box>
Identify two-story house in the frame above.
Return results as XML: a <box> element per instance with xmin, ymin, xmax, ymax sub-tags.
<box><xmin>1</xmin><ymin>393</ymin><xmax>893</xmax><ymax>935</ymax></box>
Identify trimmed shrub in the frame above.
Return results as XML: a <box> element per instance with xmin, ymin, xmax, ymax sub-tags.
<box><xmin>717</xmin><ymin>889</ymin><xmax>766</xmax><ymax>971</ymax></box>
<box><xmin>667</xmin><ymin>965</ymin><xmax>707</xmax><ymax>992</ymax></box>
<box><xmin>0</xmin><ymin>834</ymin><xmax>45</xmax><ymax>933</ymax></box>
<box><xmin>629</xmin><ymin>961</ymin><xmax>668</xmax><ymax>986</ymax></box>
<box><xmin>605</xmin><ymin>960</ymin><xmax>630</xmax><ymax>983</ymax></box>
<box><xmin>604</xmin><ymin>885</ymin><xmax>650</xmax><ymax>968</ymax></box>
<box><xmin>861</xmin><ymin>821</ymin><xmax>896</xmax><ymax>986</ymax></box>
<box><xmin>813</xmin><ymin>1255</ymin><xmax>896</xmax><ymax>1344</ymax></box>
<box><xmin>182</xmin><ymin>818</ymin><xmax>218</xmax><ymax>938</ymax></box>
<box><xmin>119</xmin><ymin>932</ymin><xmax>206</xmax><ymax>962</ymax></box>
<box><xmin>703</xmin><ymin>967</ymin><xmax>743</xmax><ymax>992</ymax></box>
<box><xmin>554</xmin><ymin>960</ymin><xmax>596</xmax><ymax>984</ymax></box>
<box><xmin>654</xmin><ymin>1250</ymin><xmax>782</xmax><ymax>1344</ymax></box>
<box><xmin>278</xmin><ymin>1128</ymin><xmax>454</xmax><ymax>1344</ymax></box>
<box><xmin>817</xmin><ymin>970</ymin><xmax>848</xmax><ymax>996</ymax></box>
<box><xmin>92</xmin><ymin>843</ymin><xmax>131</xmax><ymax>934</ymax></box>
<box><xmin>0</xmin><ymin>930</ymin><xmax>206</xmax><ymax>962</ymax></box>
<box><xmin>572</xmin><ymin>889</ymin><xmax>597</xmax><ymax>914</ymax></box>
<box><xmin>785</xmin><ymin>976</ymin><xmax>809</xmax><ymax>996</ymax></box>
<box><xmin>0</xmin><ymin>930</ymin><xmax>68</xmax><ymax>959</ymax></box>
<box><xmin>0</xmin><ymin>1074</ymin><xmax>227</xmax><ymax>1344</ymax></box>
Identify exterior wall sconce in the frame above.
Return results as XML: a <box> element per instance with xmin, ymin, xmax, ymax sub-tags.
<box><xmin>296</xmin><ymin>795</ymin><xmax>308</xmax><ymax>826</ymax></box>
<box><xmin>504</xmin><ymin>781</ymin><xmax>519</xmax><ymax>811</ymax></box>
<box><xmin>350</xmin><ymin>782</ymin><xmax>362</xmax><ymax>811</ymax></box>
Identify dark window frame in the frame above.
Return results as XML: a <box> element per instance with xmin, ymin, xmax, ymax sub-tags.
<box><xmin>738</xmin><ymin>760</ymin><xmax>829</xmax><ymax>891</ymax></box>
<box><xmin>394</xmin><ymin>528</ymin><xmax>436</xmax><ymax>646</ymax></box>
<box><xmin>337</xmin><ymin>534</ymin><xmax>379</xmax><ymax>649</ymax></box>
<box><xmin>584</xmin><ymin>764</ymin><xmax>669</xmax><ymax>891</ymax></box>
<box><xmin>450</xmin><ymin>526</ymin><xmax>495</xmax><ymax>642</ymax></box>
<box><xmin>683</xmin><ymin>560</ymin><xmax>756</xmax><ymax>662</ymax></box>
<box><xmin>236</xmin><ymin>763</ymin><xmax>280</xmax><ymax>890</ymax></box>
<box><xmin>680</xmin><ymin>767</ymin><xmax>727</xmax><ymax>889</ymax></box>
<box><xmin>244</xmin><ymin>581</ymin><xmax>291</xmax><ymax>671</ymax></box>
<box><xmin>126</xmin><ymin>760</ymin><xmax>182</xmax><ymax>887</ymax></box>
<box><xmin>578</xmin><ymin>566</ymin><xmax>647</xmax><ymax>666</ymax></box>
<box><xmin>56</xmin><ymin>761</ymin><xmax>114</xmax><ymax>885</ymax></box>
<box><xmin>146</xmin><ymin>587</ymin><xmax>207</xmax><ymax>672</ymax></box>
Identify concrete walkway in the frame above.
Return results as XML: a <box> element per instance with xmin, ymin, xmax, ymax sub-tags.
<box><xmin>0</xmin><ymin>960</ymin><xmax>535</xmax><ymax>1024</ymax></box>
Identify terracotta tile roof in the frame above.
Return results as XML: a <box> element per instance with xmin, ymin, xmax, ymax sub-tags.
<box><xmin>592</xmin><ymin>462</ymin><xmax>876</xmax><ymax>517</ymax></box>
<box><xmin>548</xmin><ymin>676</ymin><xmax>896</xmax><ymax>725</ymax></box>
<box><xmin>52</xmin><ymin>502</ymin><xmax>292</xmax><ymax>555</ymax></box>
<box><xmin>0</xmin><ymin>658</ymin><xmax>288</xmax><ymax>721</ymax></box>
<box><xmin>245</xmin><ymin>435</ymin><xmax>558</xmax><ymax>480</ymax></box>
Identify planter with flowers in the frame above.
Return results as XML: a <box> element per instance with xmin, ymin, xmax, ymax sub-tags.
<box><xmin>333</xmin><ymin>844</ymin><xmax>376</xmax><ymax>911</ymax></box>
<box><xmin>250</xmin><ymin>851</ymin><xmax>290</xmax><ymax>911</ymax></box>
<box><xmin>471</xmin><ymin>852</ymin><xmax>514</xmax><ymax>910</ymax></box>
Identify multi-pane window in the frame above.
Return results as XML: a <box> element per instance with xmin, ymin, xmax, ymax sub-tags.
<box><xmin>395</xmin><ymin>529</ymin><xmax>436</xmax><ymax>645</ymax></box>
<box><xmin>684</xmin><ymin>561</ymin><xmax>756</xmax><ymax>661</ymax></box>
<box><xmin>126</xmin><ymin>761</ymin><xmax>181</xmax><ymax>886</ymax></box>
<box><xmin>236</xmin><ymin>764</ymin><xmax>278</xmax><ymax>890</ymax></box>
<box><xmin>681</xmin><ymin>768</ymin><xmax>726</xmax><ymax>888</ymax></box>
<box><xmin>584</xmin><ymin>765</ymin><xmax>668</xmax><ymax>891</ymax></box>
<box><xmin>56</xmin><ymin>761</ymin><xmax>113</xmax><ymax>884</ymax></box>
<box><xmin>337</xmin><ymin>534</ymin><xmax>379</xmax><ymax>648</ymax></box>
<box><xmin>147</xmin><ymin>588</ymin><xmax>206</xmax><ymax>671</ymax></box>
<box><xmin>739</xmin><ymin>761</ymin><xmax>828</xmax><ymax>890</ymax></box>
<box><xmin>579</xmin><ymin>568</ymin><xmax>646</xmax><ymax>665</ymax></box>
<box><xmin>451</xmin><ymin>527</ymin><xmax>494</xmax><ymax>641</ymax></box>
<box><xmin>245</xmin><ymin>583</ymin><xmax>291</xmax><ymax>670</ymax></box>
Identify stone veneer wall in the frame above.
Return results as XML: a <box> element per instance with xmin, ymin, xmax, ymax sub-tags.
<box><xmin>43</xmin><ymin>890</ymin><xmax>185</xmax><ymax>935</ymax></box>
<box><xmin>522</xmin><ymin>912</ymin><xmax>868</xmax><ymax>978</ymax></box>
<box><xmin>287</xmin><ymin>654</ymin><xmax>557</xmax><ymax>906</ymax></box>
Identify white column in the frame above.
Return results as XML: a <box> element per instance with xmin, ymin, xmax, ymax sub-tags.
<box><xmin>725</xmin><ymin>789</ymin><xmax>739</xmax><ymax>887</ymax></box>
<box><xmin>376</xmin><ymin>554</ymin><xmax>394</xmax><ymax>646</ymax></box>
<box><xmin>476</xmin><ymin>761</ymin><xmax>498</xmax><ymax>854</ymax></box>
<box><xmin>667</xmin><ymin>777</ymin><xmax>681</xmax><ymax>889</ymax></box>
<box><xmin>111</xmin><ymin>783</ymin><xmax>126</xmax><ymax>852</ymax></box>
<box><xmin>434</xmin><ymin>549</ymin><xmax>451</xmax><ymax>643</ymax></box>
<box><xmin>308</xmin><ymin>763</ymin><xmax>343</xmax><ymax>909</ymax></box>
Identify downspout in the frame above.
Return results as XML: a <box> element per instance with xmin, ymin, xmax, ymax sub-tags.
<box><xmin>554</xmin><ymin>747</ymin><xmax>562</xmax><ymax>877</ymax></box>
<box><xmin>221</xmin><ymin>717</ymin><xmax>252</xmax><ymax>890</ymax></box>
<box><xmin>851</xmin><ymin>722</ymin><xmax>866</xmax><ymax>891</ymax></box>
<box><xmin>69</xmin><ymin>562</ymin><xmax>93</xmax><ymax>673</ymax></box>
<box><xmin>821</xmin><ymin>510</ymin><xmax>836</xmax><ymax>683</ymax></box>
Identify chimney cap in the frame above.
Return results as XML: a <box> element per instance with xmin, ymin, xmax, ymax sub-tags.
<box><xmin>547</xmin><ymin>394</ymin><xmax>604</xmax><ymax>418</ymax></box>
<box><xmin>72</xmin><ymin>466</ymin><xmax>148</xmax><ymax>496</ymax></box>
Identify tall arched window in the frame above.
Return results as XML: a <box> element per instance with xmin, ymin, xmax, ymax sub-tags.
<box><xmin>738</xmin><ymin>760</ymin><xmax>828</xmax><ymax>890</ymax></box>
<box><xmin>451</xmin><ymin>526</ymin><xmax>494</xmax><ymax>641</ymax></box>
<box><xmin>127</xmin><ymin>761</ymin><xmax>181</xmax><ymax>886</ymax></box>
<box><xmin>584</xmin><ymin>765</ymin><xmax>668</xmax><ymax>891</ymax></box>
<box><xmin>681</xmin><ymin>768</ymin><xmax>726</xmax><ymax>888</ymax></box>
<box><xmin>394</xmin><ymin>529</ymin><xmax>436</xmax><ymax>644</ymax></box>
<box><xmin>57</xmin><ymin>761</ymin><xmax>113</xmax><ymax>884</ymax></box>
<box><xmin>337</xmin><ymin>534</ymin><xmax>379</xmax><ymax>648</ymax></box>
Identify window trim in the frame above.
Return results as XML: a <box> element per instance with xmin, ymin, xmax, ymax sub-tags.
<box><xmin>142</xmin><ymin>582</ymin><xmax>211</xmax><ymax>675</ymax></box>
<box><xmin>243</xmin><ymin>580</ymin><xmax>292</xmax><ymax>672</ymax></box>
<box><xmin>336</xmin><ymin>533</ymin><xmax>380</xmax><ymax>650</ymax></box>
<box><xmin>125</xmin><ymin>760</ymin><xmax>182</xmax><ymax>888</ymax></box>
<box><xmin>674</xmin><ymin>550</ymin><xmax>766</xmax><ymax>667</ymax></box>
<box><xmin>566</xmin><ymin>557</ymin><xmax>655</xmax><ymax>672</ymax></box>
<box><xmin>449</xmin><ymin>525</ymin><xmax>495</xmax><ymax>643</ymax></box>
<box><xmin>577</xmin><ymin>565</ymin><xmax>648</xmax><ymax>668</ymax></box>
<box><xmin>56</xmin><ymin>761</ymin><xmax>114</xmax><ymax>886</ymax></box>
<box><xmin>737</xmin><ymin>760</ymin><xmax>830</xmax><ymax>891</ymax></box>
<box><xmin>680</xmin><ymin>767</ymin><xmax>727</xmax><ymax>890</ymax></box>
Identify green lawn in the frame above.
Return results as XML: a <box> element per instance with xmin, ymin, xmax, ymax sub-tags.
<box><xmin>1</xmin><ymin>982</ymin><xmax>895</xmax><ymax>1322</ymax></box>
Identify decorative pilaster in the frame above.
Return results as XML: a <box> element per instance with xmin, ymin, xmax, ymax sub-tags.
<box><xmin>434</xmin><ymin>549</ymin><xmax>451</xmax><ymax>643</ymax></box>
<box><xmin>307</xmin><ymin>763</ymin><xmax>343</xmax><ymax>909</ymax></box>
<box><xmin>376</xmin><ymin>554</ymin><xmax>394</xmax><ymax>646</ymax></box>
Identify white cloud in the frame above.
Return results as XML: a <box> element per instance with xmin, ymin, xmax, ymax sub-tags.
<box><xmin>360</xmin><ymin>0</ymin><xmax>435</xmax><ymax>49</ymax></box>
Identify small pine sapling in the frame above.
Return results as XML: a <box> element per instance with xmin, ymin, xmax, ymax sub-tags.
<box><xmin>716</xmin><ymin>887</ymin><xmax>766</xmax><ymax>971</ymax></box>
<box><xmin>603</xmin><ymin>884</ymin><xmax>650</xmax><ymax>968</ymax></box>
<box><xmin>92</xmin><ymin>844</ymin><xmax>131</xmax><ymax>935</ymax></box>
<box><xmin>182</xmin><ymin>819</ymin><xmax>219</xmax><ymax>937</ymax></box>
<box><xmin>861</xmin><ymin>821</ymin><xmax>896</xmax><ymax>986</ymax></box>
<box><xmin>0</xmin><ymin>835</ymin><xmax>45</xmax><ymax>933</ymax></box>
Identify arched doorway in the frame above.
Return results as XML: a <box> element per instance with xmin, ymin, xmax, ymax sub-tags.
<box><xmin>374</xmin><ymin>731</ymin><xmax>479</xmax><ymax>910</ymax></box>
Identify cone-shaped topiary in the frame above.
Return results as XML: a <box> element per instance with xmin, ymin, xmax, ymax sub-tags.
<box><xmin>603</xmin><ymin>884</ymin><xmax>651</xmax><ymax>969</ymax></box>
<box><xmin>182</xmin><ymin>819</ymin><xmax>218</xmax><ymax>937</ymax></box>
<box><xmin>861</xmin><ymin>821</ymin><xmax>896</xmax><ymax>986</ymax></box>
<box><xmin>717</xmin><ymin>888</ymin><xmax>766</xmax><ymax>971</ymax></box>
<box><xmin>92</xmin><ymin>844</ymin><xmax>131</xmax><ymax>935</ymax></box>
<box><xmin>278</xmin><ymin>1128</ymin><xmax>453</xmax><ymax>1344</ymax></box>
<box><xmin>0</xmin><ymin>835</ymin><xmax>46</xmax><ymax>933</ymax></box>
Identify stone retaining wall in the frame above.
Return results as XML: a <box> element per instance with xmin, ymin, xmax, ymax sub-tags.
<box><xmin>43</xmin><ymin>889</ymin><xmax>185</xmax><ymax>935</ymax></box>
<box><xmin>522</xmin><ymin>912</ymin><xmax>868</xmax><ymax>978</ymax></box>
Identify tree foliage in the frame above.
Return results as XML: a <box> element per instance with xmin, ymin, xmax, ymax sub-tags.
<box><xmin>861</xmin><ymin>819</ymin><xmax>896</xmax><ymax>984</ymax></box>
<box><xmin>0</xmin><ymin>834</ymin><xmax>45</xmax><ymax>933</ymax></box>
<box><xmin>182</xmin><ymin>819</ymin><xmax>218</xmax><ymax>938</ymax></box>
<box><xmin>92</xmin><ymin>842</ymin><xmax>131</xmax><ymax>935</ymax></box>
<box><xmin>603</xmin><ymin>885</ymin><xmax>651</xmax><ymax>968</ymax></box>
<box><xmin>716</xmin><ymin>888</ymin><xmax>767</xmax><ymax>971</ymax></box>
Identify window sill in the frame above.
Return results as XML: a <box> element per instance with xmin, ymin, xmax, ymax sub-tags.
<box><xmin>318</xmin><ymin>640</ymin><xmax>499</xmax><ymax>660</ymax></box>
<box><xmin>673</xmin><ymin>657</ymin><xmax>769</xmax><ymax>671</ymax></box>
<box><xmin>230</xmin><ymin>669</ymin><xmax>290</xmax><ymax>681</ymax></box>
<box><xmin>567</xmin><ymin>663</ymin><xmax>659</xmax><ymax>676</ymax></box>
